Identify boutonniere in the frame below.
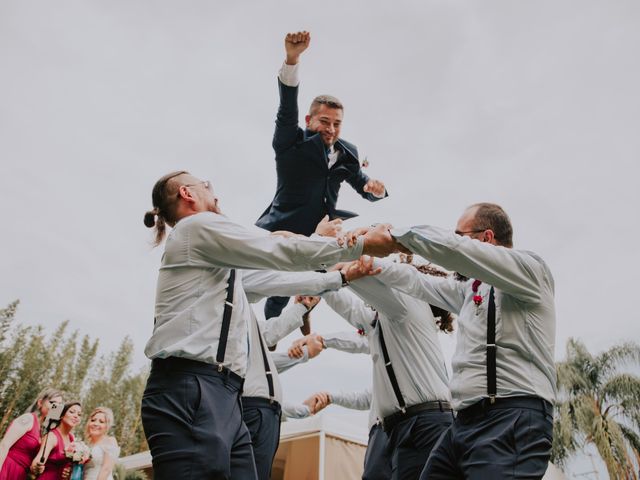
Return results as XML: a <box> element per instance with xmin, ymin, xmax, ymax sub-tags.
<box><xmin>357</xmin><ymin>328</ymin><xmax>365</xmax><ymax>336</ymax></box>
<box><xmin>472</xmin><ymin>279</ymin><xmax>483</xmax><ymax>305</ymax></box>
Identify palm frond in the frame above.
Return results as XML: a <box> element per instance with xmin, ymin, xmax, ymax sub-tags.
<box><xmin>596</xmin><ymin>342</ymin><xmax>640</xmax><ymax>378</ymax></box>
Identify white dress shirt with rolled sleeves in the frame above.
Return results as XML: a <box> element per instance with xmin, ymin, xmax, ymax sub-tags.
<box><xmin>323</xmin><ymin>276</ymin><xmax>451</xmax><ymax>420</ymax></box>
<box><xmin>144</xmin><ymin>212</ymin><xmax>363</xmax><ymax>377</ymax></box>
<box><xmin>383</xmin><ymin>225</ymin><xmax>556</xmax><ymax>411</ymax></box>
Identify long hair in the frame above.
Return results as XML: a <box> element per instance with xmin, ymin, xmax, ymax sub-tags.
<box><xmin>143</xmin><ymin>170</ymin><xmax>189</xmax><ymax>246</ymax></box>
<box><xmin>399</xmin><ymin>255</ymin><xmax>455</xmax><ymax>333</ymax></box>
<box><xmin>27</xmin><ymin>387</ymin><xmax>64</xmax><ymax>414</ymax></box>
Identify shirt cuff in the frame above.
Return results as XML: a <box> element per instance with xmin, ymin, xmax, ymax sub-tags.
<box><xmin>279</xmin><ymin>62</ymin><xmax>300</xmax><ymax>87</ymax></box>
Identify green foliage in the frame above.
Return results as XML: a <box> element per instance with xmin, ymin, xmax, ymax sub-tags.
<box><xmin>553</xmin><ymin>338</ymin><xmax>640</xmax><ymax>479</ymax></box>
<box><xmin>0</xmin><ymin>300</ymin><xmax>149</xmax><ymax>458</ymax></box>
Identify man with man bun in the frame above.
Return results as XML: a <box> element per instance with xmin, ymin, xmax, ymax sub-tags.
<box><xmin>141</xmin><ymin>171</ymin><xmax>368</xmax><ymax>480</ymax></box>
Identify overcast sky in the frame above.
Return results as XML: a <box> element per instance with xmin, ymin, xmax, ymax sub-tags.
<box><xmin>1</xmin><ymin>0</ymin><xmax>639</xmax><ymax>475</ymax></box>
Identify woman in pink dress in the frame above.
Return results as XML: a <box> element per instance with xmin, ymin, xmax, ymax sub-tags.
<box><xmin>31</xmin><ymin>401</ymin><xmax>82</xmax><ymax>480</ymax></box>
<box><xmin>0</xmin><ymin>388</ymin><xmax>64</xmax><ymax>480</ymax></box>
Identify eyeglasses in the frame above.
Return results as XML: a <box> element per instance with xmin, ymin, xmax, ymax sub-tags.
<box><xmin>177</xmin><ymin>180</ymin><xmax>213</xmax><ymax>198</ymax></box>
<box><xmin>455</xmin><ymin>229</ymin><xmax>486</xmax><ymax>236</ymax></box>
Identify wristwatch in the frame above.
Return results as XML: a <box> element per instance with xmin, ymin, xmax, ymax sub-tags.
<box><xmin>339</xmin><ymin>271</ymin><xmax>349</xmax><ymax>287</ymax></box>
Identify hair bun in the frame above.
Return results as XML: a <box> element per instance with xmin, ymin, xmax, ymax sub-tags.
<box><xmin>143</xmin><ymin>210</ymin><xmax>157</xmax><ymax>228</ymax></box>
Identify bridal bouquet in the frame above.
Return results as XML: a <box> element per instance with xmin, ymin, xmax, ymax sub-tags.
<box><xmin>63</xmin><ymin>441</ymin><xmax>92</xmax><ymax>480</ymax></box>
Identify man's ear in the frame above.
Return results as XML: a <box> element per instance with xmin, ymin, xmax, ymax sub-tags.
<box><xmin>305</xmin><ymin>114</ymin><xmax>312</xmax><ymax>127</ymax></box>
<box><xmin>177</xmin><ymin>186</ymin><xmax>196</xmax><ymax>204</ymax></box>
<box><xmin>483</xmin><ymin>229</ymin><xmax>496</xmax><ymax>244</ymax></box>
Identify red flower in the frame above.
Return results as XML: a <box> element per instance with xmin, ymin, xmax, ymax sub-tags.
<box><xmin>472</xmin><ymin>279</ymin><xmax>482</xmax><ymax>293</ymax></box>
<box><xmin>357</xmin><ymin>329</ymin><xmax>365</xmax><ymax>336</ymax></box>
<box><xmin>473</xmin><ymin>295</ymin><xmax>483</xmax><ymax>306</ymax></box>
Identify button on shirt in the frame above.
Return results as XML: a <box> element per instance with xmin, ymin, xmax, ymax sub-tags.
<box><xmin>144</xmin><ymin>212</ymin><xmax>364</xmax><ymax>377</ymax></box>
<box><xmin>383</xmin><ymin>225</ymin><xmax>557</xmax><ymax>411</ymax></box>
<box><xmin>323</xmin><ymin>276</ymin><xmax>451</xmax><ymax>419</ymax></box>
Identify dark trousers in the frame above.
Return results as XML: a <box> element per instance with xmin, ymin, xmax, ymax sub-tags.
<box><xmin>387</xmin><ymin>410</ymin><xmax>453</xmax><ymax>480</ymax></box>
<box><xmin>363</xmin><ymin>423</ymin><xmax>391</xmax><ymax>480</ymax></box>
<box><xmin>264</xmin><ymin>296</ymin><xmax>290</xmax><ymax>320</ymax></box>
<box><xmin>141</xmin><ymin>358</ymin><xmax>257</xmax><ymax>480</ymax></box>
<box><xmin>242</xmin><ymin>398</ymin><xmax>282</xmax><ymax>480</ymax></box>
<box><xmin>421</xmin><ymin>396</ymin><xmax>553</xmax><ymax>480</ymax></box>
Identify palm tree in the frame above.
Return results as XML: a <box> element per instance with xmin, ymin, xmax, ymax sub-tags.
<box><xmin>552</xmin><ymin>338</ymin><xmax>640</xmax><ymax>478</ymax></box>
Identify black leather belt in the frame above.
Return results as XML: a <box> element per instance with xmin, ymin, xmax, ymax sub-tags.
<box><xmin>151</xmin><ymin>357</ymin><xmax>244</xmax><ymax>391</ymax></box>
<box><xmin>242</xmin><ymin>396</ymin><xmax>282</xmax><ymax>412</ymax></box>
<box><xmin>456</xmin><ymin>396</ymin><xmax>553</xmax><ymax>424</ymax></box>
<box><xmin>383</xmin><ymin>400</ymin><xmax>452</xmax><ymax>433</ymax></box>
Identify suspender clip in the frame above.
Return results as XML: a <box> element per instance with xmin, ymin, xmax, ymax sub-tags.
<box><xmin>400</xmin><ymin>407</ymin><xmax>406</xmax><ymax>414</ymax></box>
<box><xmin>217</xmin><ymin>364</ymin><xmax>224</xmax><ymax>373</ymax></box>
<box><xmin>265</xmin><ymin>371</ymin><xmax>273</xmax><ymax>376</ymax></box>
<box><xmin>385</xmin><ymin>361</ymin><xmax>392</xmax><ymax>367</ymax></box>
<box><xmin>489</xmin><ymin>395</ymin><xmax>496</xmax><ymax>404</ymax></box>
<box><xmin>225</xmin><ymin>301</ymin><xmax>234</xmax><ymax>307</ymax></box>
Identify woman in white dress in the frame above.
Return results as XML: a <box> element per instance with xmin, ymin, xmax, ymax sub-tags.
<box><xmin>83</xmin><ymin>407</ymin><xmax>120</xmax><ymax>480</ymax></box>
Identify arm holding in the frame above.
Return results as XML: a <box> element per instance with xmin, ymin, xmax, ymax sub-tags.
<box><xmin>190</xmin><ymin>213</ymin><xmax>363</xmax><ymax>272</ymax></box>
<box><xmin>273</xmin><ymin>347</ymin><xmax>309</xmax><ymax>374</ymax></box>
<box><xmin>322</xmin><ymin>331</ymin><xmax>369</xmax><ymax>354</ymax></box>
<box><xmin>31</xmin><ymin>431</ymin><xmax>58</xmax><ymax>476</ymax></box>
<box><xmin>242</xmin><ymin>269</ymin><xmax>341</xmax><ymax>304</ymax></box>
<box><xmin>392</xmin><ymin>226</ymin><xmax>550</xmax><ymax>303</ymax></box>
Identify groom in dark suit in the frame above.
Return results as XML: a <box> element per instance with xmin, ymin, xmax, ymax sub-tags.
<box><xmin>256</xmin><ymin>31</ymin><xmax>388</xmax><ymax>321</ymax></box>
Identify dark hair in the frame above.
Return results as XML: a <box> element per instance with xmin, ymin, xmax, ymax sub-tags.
<box><xmin>144</xmin><ymin>170</ymin><xmax>189</xmax><ymax>246</ymax></box>
<box><xmin>60</xmin><ymin>401</ymin><xmax>81</xmax><ymax>418</ymax></box>
<box><xmin>469</xmin><ymin>203</ymin><xmax>513</xmax><ymax>247</ymax></box>
<box><xmin>309</xmin><ymin>95</ymin><xmax>343</xmax><ymax>116</ymax></box>
<box><xmin>397</xmin><ymin>255</ymin><xmax>455</xmax><ymax>333</ymax></box>
<box><xmin>47</xmin><ymin>400</ymin><xmax>81</xmax><ymax>432</ymax></box>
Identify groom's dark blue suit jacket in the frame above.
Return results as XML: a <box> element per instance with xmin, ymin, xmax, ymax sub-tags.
<box><xmin>256</xmin><ymin>80</ymin><xmax>387</xmax><ymax>236</ymax></box>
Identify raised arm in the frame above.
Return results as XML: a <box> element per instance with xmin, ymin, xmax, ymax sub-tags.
<box><xmin>188</xmin><ymin>213</ymin><xmax>363</xmax><ymax>271</ymax></box>
<box><xmin>330</xmin><ymin>388</ymin><xmax>372</xmax><ymax>411</ymax></box>
<box><xmin>242</xmin><ymin>269</ymin><xmax>341</xmax><ymax>304</ymax></box>
<box><xmin>322</xmin><ymin>331</ymin><xmax>370</xmax><ymax>354</ymax></box>
<box><xmin>392</xmin><ymin>226</ymin><xmax>552</xmax><ymax>303</ymax></box>
<box><xmin>273</xmin><ymin>31</ymin><xmax>310</xmax><ymax>154</ymax></box>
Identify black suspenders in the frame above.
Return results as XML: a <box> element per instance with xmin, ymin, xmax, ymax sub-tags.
<box><xmin>486</xmin><ymin>286</ymin><xmax>497</xmax><ymax>403</ymax></box>
<box><xmin>215</xmin><ymin>269</ymin><xmax>236</xmax><ymax>369</ymax></box>
<box><xmin>256</xmin><ymin>321</ymin><xmax>276</xmax><ymax>402</ymax></box>
<box><xmin>374</xmin><ymin>313</ymin><xmax>407</xmax><ymax>413</ymax></box>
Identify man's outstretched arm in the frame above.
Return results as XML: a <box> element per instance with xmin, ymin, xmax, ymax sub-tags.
<box><xmin>273</xmin><ymin>31</ymin><xmax>311</xmax><ymax>154</ymax></box>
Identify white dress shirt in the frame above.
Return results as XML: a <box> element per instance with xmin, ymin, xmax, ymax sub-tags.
<box><xmin>323</xmin><ymin>330</ymin><xmax>370</xmax><ymax>354</ymax></box>
<box><xmin>323</xmin><ymin>276</ymin><xmax>451</xmax><ymax>420</ymax></box>
<box><xmin>241</xmin><ymin>268</ymin><xmax>343</xmax><ymax>401</ymax></box>
<box><xmin>144</xmin><ymin>212</ymin><xmax>363</xmax><ymax>377</ymax></box>
<box><xmin>384</xmin><ymin>225</ymin><xmax>557</xmax><ymax>410</ymax></box>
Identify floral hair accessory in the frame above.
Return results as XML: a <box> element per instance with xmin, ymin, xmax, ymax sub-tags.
<box><xmin>472</xmin><ymin>279</ymin><xmax>483</xmax><ymax>306</ymax></box>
